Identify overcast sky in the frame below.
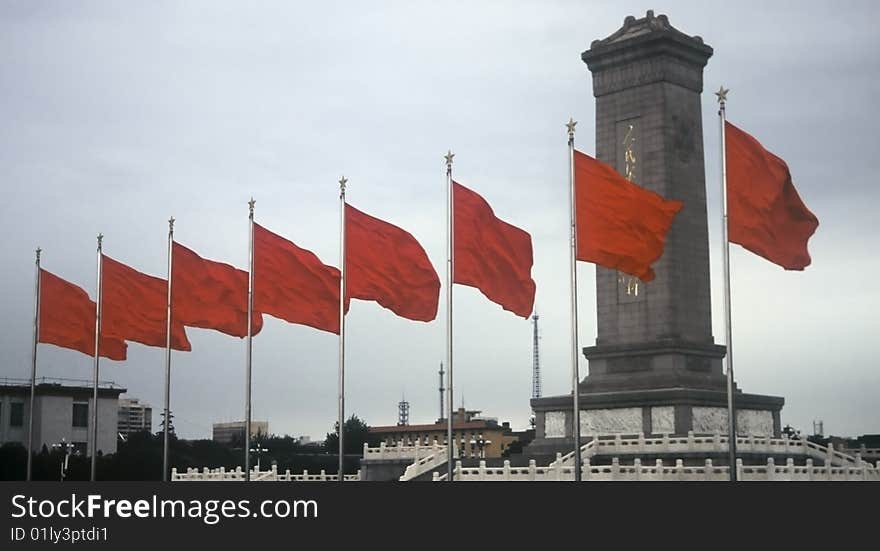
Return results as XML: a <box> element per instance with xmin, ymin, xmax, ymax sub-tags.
<box><xmin>1</xmin><ymin>1</ymin><xmax>878</xmax><ymax>441</ymax></box>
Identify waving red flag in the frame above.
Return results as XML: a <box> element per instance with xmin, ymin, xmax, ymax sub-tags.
<box><xmin>725</xmin><ymin>121</ymin><xmax>819</xmax><ymax>270</ymax></box>
<box><xmin>38</xmin><ymin>269</ymin><xmax>127</xmax><ymax>360</ymax></box>
<box><xmin>453</xmin><ymin>181</ymin><xmax>536</xmax><ymax>318</ymax></box>
<box><xmin>172</xmin><ymin>241</ymin><xmax>262</xmax><ymax>338</ymax></box>
<box><xmin>253</xmin><ymin>223</ymin><xmax>342</xmax><ymax>334</ymax></box>
<box><xmin>101</xmin><ymin>255</ymin><xmax>191</xmax><ymax>351</ymax></box>
<box><xmin>574</xmin><ymin>149</ymin><xmax>683</xmax><ymax>282</ymax></box>
<box><xmin>345</xmin><ymin>204</ymin><xmax>440</xmax><ymax>322</ymax></box>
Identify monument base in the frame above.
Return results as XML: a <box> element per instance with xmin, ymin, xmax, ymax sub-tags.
<box><xmin>526</xmin><ymin>385</ymin><xmax>784</xmax><ymax>457</ymax></box>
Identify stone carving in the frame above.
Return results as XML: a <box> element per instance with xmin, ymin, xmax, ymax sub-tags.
<box><xmin>692</xmin><ymin>407</ymin><xmax>727</xmax><ymax>434</ymax></box>
<box><xmin>737</xmin><ymin>410</ymin><xmax>774</xmax><ymax>436</ymax></box>
<box><xmin>692</xmin><ymin>407</ymin><xmax>774</xmax><ymax>436</ymax></box>
<box><xmin>651</xmin><ymin>406</ymin><xmax>675</xmax><ymax>434</ymax></box>
<box><xmin>580</xmin><ymin>408</ymin><xmax>642</xmax><ymax>435</ymax></box>
<box><xmin>545</xmin><ymin>411</ymin><xmax>566</xmax><ymax>438</ymax></box>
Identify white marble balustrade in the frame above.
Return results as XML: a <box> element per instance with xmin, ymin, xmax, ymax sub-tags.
<box><xmin>172</xmin><ymin>465</ymin><xmax>360</xmax><ymax>481</ymax></box>
<box><xmin>551</xmin><ymin>432</ymin><xmax>865</xmax><ymax>468</ymax></box>
<box><xmin>433</xmin><ymin>457</ymin><xmax>880</xmax><ymax>482</ymax></box>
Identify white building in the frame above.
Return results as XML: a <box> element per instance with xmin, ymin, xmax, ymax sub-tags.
<box><xmin>0</xmin><ymin>378</ymin><xmax>126</xmax><ymax>456</ymax></box>
<box><xmin>118</xmin><ymin>397</ymin><xmax>152</xmax><ymax>436</ymax></box>
<box><xmin>212</xmin><ymin>420</ymin><xmax>268</xmax><ymax>445</ymax></box>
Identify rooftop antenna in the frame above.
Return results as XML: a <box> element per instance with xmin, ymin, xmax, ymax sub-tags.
<box><xmin>398</xmin><ymin>394</ymin><xmax>410</xmax><ymax>426</ymax></box>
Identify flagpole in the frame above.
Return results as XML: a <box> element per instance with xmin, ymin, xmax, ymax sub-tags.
<box><xmin>716</xmin><ymin>86</ymin><xmax>738</xmax><ymax>481</ymax></box>
<box><xmin>444</xmin><ymin>150</ymin><xmax>454</xmax><ymax>482</ymax></box>
<box><xmin>566</xmin><ymin>119</ymin><xmax>582</xmax><ymax>482</ymax></box>
<box><xmin>90</xmin><ymin>234</ymin><xmax>103</xmax><ymax>482</ymax></box>
<box><xmin>26</xmin><ymin>247</ymin><xmax>41</xmax><ymax>481</ymax></box>
<box><xmin>245</xmin><ymin>199</ymin><xmax>255</xmax><ymax>482</ymax></box>
<box><xmin>162</xmin><ymin>217</ymin><xmax>174</xmax><ymax>482</ymax></box>
<box><xmin>338</xmin><ymin>176</ymin><xmax>348</xmax><ymax>482</ymax></box>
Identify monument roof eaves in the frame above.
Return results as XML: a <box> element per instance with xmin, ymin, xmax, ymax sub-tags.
<box><xmin>582</xmin><ymin>10</ymin><xmax>713</xmax><ymax>65</ymax></box>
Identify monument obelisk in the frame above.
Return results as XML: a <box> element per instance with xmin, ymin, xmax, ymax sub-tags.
<box><xmin>529</xmin><ymin>11</ymin><xmax>783</xmax><ymax>456</ymax></box>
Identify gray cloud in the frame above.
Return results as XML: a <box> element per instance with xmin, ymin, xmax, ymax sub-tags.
<box><xmin>1</xmin><ymin>1</ymin><xmax>878</xmax><ymax>440</ymax></box>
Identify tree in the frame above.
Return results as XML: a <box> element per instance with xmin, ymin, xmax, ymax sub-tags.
<box><xmin>324</xmin><ymin>414</ymin><xmax>379</xmax><ymax>455</ymax></box>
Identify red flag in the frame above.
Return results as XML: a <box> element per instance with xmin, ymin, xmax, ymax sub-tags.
<box><xmin>345</xmin><ymin>204</ymin><xmax>440</xmax><ymax>322</ymax></box>
<box><xmin>725</xmin><ymin>121</ymin><xmax>819</xmax><ymax>270</ymax></box>
<box><xmin>253</xmin><ymin>223</ymin><xmax>342</xmax><ymax>334</ymax></box>
<box><xmin>101</xmin><ymin>255</ymin><xmax>191</xmax><ymax>351</ymax></box>
<box><xmin>453</xmin><ymin>181</ymin><xmax>536</xmax><ymax>318</ymax></box>
<box><xmin>38</xmin><ymin>269</ymin><xmax>127</xmax><ymax>360</ymax></box>
<box><xmin>171</xmin><ymin>241</ymin><xmax>262</xmax><ymax>338</ymax></box>
<box><xmin>574</xmin><ymin>149</ymin><xmax>683</xmax><ymax>282</ymax></box>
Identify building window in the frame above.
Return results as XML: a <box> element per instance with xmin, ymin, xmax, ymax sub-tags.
<box><xmin>10</xmin><ymin>402</ymin><xmax>24</xmax><ymax>427</ymax></box>
<box><xmin>72</xmin><ymin>403</ymin><xmax>89</xmax><ymax>428</ymax></box>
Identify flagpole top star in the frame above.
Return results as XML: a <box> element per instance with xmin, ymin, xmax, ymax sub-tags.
<box><xmin>715</xmin><ymin>86</ymin><xmax>729</xmax><ymax>105</ymax></box>
<box><xmin>444</xmin><ymin>150</ymin><xmax>455</xmax><ymax>167</ymax></box>
<box><xmin>248</xmin><ymin>197</ymin><xmax>255</xmax><ymax>216</ymax></box>
<box><xmin>566</xmin><ymin>117</ymin><xmax>577</xmax><ymax>135</ymax></box>
<box><xmin>338</xmin><ymin>175</ymin><xmax>348</xmax><ymax>196</ymax></box>
<box><xmin>35</xmin><ymin>247</ymin><xmax>41</xmax><ymax>261</ymax></box>
<box><xmin>168</xmin><ymin>216</ymin><xmax>175</xmax><ymax>231</ymax></box>
<box><xmin>97</xmin><ymin>233</ymin><xmax>103</xmax><ymax>249</ymax></box>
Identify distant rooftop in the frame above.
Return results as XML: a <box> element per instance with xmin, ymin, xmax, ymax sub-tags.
<box><xmin>0</xmin><ymin>377</ymin><xmax>126</xmax><ymax>397</ymax></box>
<box><xmin>370</xmin><ymin>420</ymin><xmax>502</xmax><ymax>434</ymax></box>
<box><xmin>0</xmin><ymin>376</ymin><xmax>124</xmax><ymax>391</ymax></box>
<box><xmin>119</xmin><ymin>396</ymin><xmax>152</xmax><ymax>407</ymax></box>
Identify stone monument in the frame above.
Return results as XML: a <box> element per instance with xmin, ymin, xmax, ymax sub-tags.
<box><xmin>529</xmin><ymin>11</ymin><xmax>783</xmax><ymax>456</ymax></box>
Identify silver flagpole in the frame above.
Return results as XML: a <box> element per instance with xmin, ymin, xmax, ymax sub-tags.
<box><xmin>444</xmin><ymin>150</ymin><xmax>454</xmax><ymax>482</ymax></box>
<box><xmin>26</xmin><ymin>247</ymin><xmax>41</xmax><ymax>481</ymax></box>
<box><xmin>163</xmin><ymin>217</ymin><xmax>174</xmax><ymax>482</ymax></box>
<box><xmin>245</xmin><ymin>199</ymin><xmax>255</xmax><ymax>482</ymax></box>
<box><xmin>716</xmin><ymin>86</ymin><xmax>737</xmax><ymax>481</ymax></box>
<box><xmin>566</xmin><ymin>119</ymin><xmax>582</xmax><ymax>482</ymax></box>
<box><xmin>338</xmin><ymin>176</ymin><xmax>348</xmax><ymax>482</ymax></box>
<box><xmin>90</xmin><ymin>234</ymin><xmax>103</xmax><ymax>482</ymax></box>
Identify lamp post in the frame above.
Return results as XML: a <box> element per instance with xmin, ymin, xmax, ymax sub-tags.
<box><xmin>51</xmin><ymin>438</ymin><xmax>75</xmax><ymax>482</ymax></box>
<box><xmin>249</xmin><ymin>442</ymin><xmax>269</xmax><ymax>472</ymax></box>
<box><xmin>470</xmin><ymin>434</ymin><xmax>492</xmax><ymax>459</ymax></box>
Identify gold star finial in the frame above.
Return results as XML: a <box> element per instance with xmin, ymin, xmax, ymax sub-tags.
<box><xmin>566</xmin><ymin>117</ymin><xmax>577</xmax><ymax>135</ymax></box>
<box><xmin>168</xmin><ymin>216</ymin><xmax>175</xmax><ymax>230</ymax></box>
<box><xmin>444</xmin><ymin>150</ymin><xmax>455</xmax><ymax>166</ymax></box>
<box><xmin>97</xmin><ymin>233</ymin><xmax>103</xmax><ymax>250</ymax></box>
<box><xmin>248</xmin><ymin>197</ymin><xmax>255</xmax><ymax>215</ymax></box>
<box><xmin>715</xmin><ymin>85</ymin><xmax>729</xmax><ymax>105</ymax></box>
<box><xmin>35</xmin><ymin>247</ymin><xmax>41</xmax><ymax>262</ymax></box>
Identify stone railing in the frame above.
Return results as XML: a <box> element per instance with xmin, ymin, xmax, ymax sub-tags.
<box><xmin>433</xmin><ymin>457</ymin><xmax>880</xmax><ymax>482</ymax></box>
<box><xmin>551</xmin><ymin>432</ymin><xmax>861</xmax><ymax>467</ymax></box>
<box><xmin>842</xmin><ymin>446</ymin><xmax>880</xmax><ymax>461</ymax></box>
<box><xmin>549</xmin><ymin>439</ymin><xmax>597</xmax><ymax>468</ymax></box>
<box><xmin>398</xmin><ymin>445</ymin><xmax>453</xmax><ymax>481</ymax></box>
<box><xmin>362</xmin><ymin>441</ymin><xmax>446</xmax><ymax>462</ymax></box>
<box><xmin>172</xmin><ymin>465</ymin><xmax>360</xmax><ymax>481</ymax></box>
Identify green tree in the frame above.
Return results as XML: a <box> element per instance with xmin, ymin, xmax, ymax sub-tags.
<box><xmin>324</xmin><ymin>414</ymin><xmax>379</xmax><ymax>455</ymax></box>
